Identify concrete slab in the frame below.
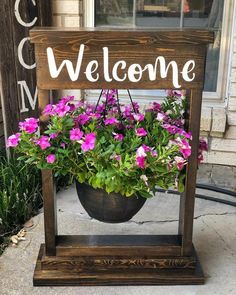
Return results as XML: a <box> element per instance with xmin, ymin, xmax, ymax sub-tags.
<box><xmin>0</xmin><ymin>185</ymin><xmax>235</xmax><ymax>295</ymax></box>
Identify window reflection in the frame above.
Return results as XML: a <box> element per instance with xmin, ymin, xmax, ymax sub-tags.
<box><xmin>95</xmin><ymin>0</ymin><xmax>224</xmax><ymax>92</ymax></box>
<box><xmin>136</xmin><ymin>0</ymin><xmax>181</xmax><ymax>27</ymax></box>
<box><xmin>95</xmin><ymin>0</ymin><xmax>134</xmax><ymax>26</ymax></box>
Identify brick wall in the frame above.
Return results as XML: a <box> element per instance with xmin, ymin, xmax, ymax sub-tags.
<box><xmin>52</xmin><ymin>0</ymin><xmax>83</xmax><ymax>27</ymax></box>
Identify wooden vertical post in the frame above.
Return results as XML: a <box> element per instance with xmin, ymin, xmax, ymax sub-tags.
<box><xmin>178</xmin><ymin>88</ymin><xmax>203</xmax><ymax>256</ymax></box>
<box><xmin>38</xmin><ymin>89</ymin><xmax>57</xmax><ymax>256</ymax></box>
<box><xmin>42</xmin><ymin>169</ymin><xmax>57</xmax><ymax>256</ymax></box>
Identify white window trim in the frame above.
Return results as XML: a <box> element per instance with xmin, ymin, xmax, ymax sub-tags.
<box><xmin>84</xmin><ymin>0</ymin><xmax>235</xmax><ymax>107</ymax></box>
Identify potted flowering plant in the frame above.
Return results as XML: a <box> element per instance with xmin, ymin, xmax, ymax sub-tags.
<box><xmin>7</xmin><ymin>90</ymin><xmax>207</xmax><ymax>223</ymax></box>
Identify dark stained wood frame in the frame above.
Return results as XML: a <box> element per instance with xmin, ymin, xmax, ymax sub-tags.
<box><xmin>30</xmin><ymin>27</ymin><xmax>214</xmax><ymax>286</ymax></box>
<box><xmin>0</xmin><ymin>1</ymin><xmax>52</xmax><ymax>139</ymax></box>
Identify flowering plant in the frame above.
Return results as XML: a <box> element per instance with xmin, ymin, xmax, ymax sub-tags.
<box><xmin>7</xmin><ymin>90</ymin><xmax>207</xmax><ymax>198</ymax></box>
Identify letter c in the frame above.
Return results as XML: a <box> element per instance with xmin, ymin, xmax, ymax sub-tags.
<box><xmin>14</xmin><ymin>0</ymin><xmax>38</xmax><ymax>27</ymax></box>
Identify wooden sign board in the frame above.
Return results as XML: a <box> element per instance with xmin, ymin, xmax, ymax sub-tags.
<box><xmin>0</xmin><ymin>0</ymin><xmax>51</xmax><ymax>139</ymax></box>
<box><xmin>30</xmin><ymin>27</ymin><xmax>214</xmax><ymax>286</ymax></box>
<box><xmin>31</xmin><ymin>28</ymin><xmax>212</xmax><ymax>90</ymax></box>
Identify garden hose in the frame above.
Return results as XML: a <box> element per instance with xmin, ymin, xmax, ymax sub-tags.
<box><xmin>156</xmin><ymin>184</ymin><xmax>236</xmax><ymax>207</ymax></box>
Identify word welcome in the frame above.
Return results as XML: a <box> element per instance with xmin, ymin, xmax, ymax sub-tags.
<box><xmin>15</xmin><ymin>0</ymin><xmax>38</xmax><ymax>113</ymax></box>
<box><xmin>47</xmin><ymin>45</ymin><xmax>196</xmax><ymax>88</ymax></box>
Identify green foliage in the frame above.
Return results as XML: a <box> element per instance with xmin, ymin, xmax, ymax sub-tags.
<box><xmin>11</xmin><ymin>93</ymin><xmax>190</xmax><ymax>198</ymax></box>
<box><xmin>0</xmin><ymin>153</ymin><xmax>42</xmax><ymax>234</ymax></box>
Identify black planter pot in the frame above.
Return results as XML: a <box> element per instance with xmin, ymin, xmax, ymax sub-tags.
<box><xmin>75</xmin><ymin>182</ymin><xmax>146</xmax><ymax>223</ymax></box>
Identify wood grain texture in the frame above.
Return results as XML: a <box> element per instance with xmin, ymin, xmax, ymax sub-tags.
<box><xmin>33</xmin><ymin>244</ymin><xmax>204</xmax><ymax>286</ymax></box>
<box><xmin>30</xmin><ymin>27</ymin><xmax>214</xmax><ymax>45</ymax></box>
<box><xmin>55</xmin><ymin>235</ymin><xmax>182</xmax><ymax>257</ymax></box>
<box><xmin>178</xmin><ymin>89</ymin><xmax>204</xmax><ymax>255</ymax></box>
<box><xmin>42</xmin><ymin>169</ymin><xmax>57</xmax><ymax>256</ymax></box>
<box><xmin>30</xmin><ymin>29</ymin><xmax>214</xmax><ymax>90</ymax></box>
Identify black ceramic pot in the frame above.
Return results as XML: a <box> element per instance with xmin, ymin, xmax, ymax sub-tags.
<box><xmin>75</xmin><ymin>182</ymin><xmax>146</xmax><ymax>223</ymax></box>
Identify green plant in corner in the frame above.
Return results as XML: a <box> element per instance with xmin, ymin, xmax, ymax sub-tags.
<box><xmin>0</xmin><ymin>152</ymin><xmax>42</xmax><ymax>254</ymax></box>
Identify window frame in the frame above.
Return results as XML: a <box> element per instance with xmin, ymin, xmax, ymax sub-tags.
<box><xmin>84</xmin><ymin>0</ymin><xmax>235</xmax><ymax>106</ymax></box>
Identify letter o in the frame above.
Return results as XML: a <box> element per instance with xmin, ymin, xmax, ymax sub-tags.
<box><xmin>18</xmin><ymin>37</ymin><xmax>36</xmax><ymax>69</ymax></box>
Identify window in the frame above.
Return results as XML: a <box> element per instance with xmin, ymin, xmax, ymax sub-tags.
<box><xmin>85</xmin><ymin>0</ymin><xmax>234</xmax><ymax>103</ymax></box>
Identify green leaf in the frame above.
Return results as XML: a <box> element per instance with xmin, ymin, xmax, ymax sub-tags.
<box><xmin>138</xmin><ymin>190</ymin><xmax>153</xmax><ymax>198</ymax></box>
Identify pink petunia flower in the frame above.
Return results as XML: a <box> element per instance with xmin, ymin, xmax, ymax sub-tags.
<box><xmin>156</xmin><ymin>112</ymin><xmax>166</xmax><ymax>122</ymax></box>
<box><xmin>54</xmin><ymin>102</ymin><xmax>70</xmax><ymax>117</ymax></box>
<box><xmin>113</xmin><ymin>133</ymin><xmax>124</xmax><ymax>141</ymax></box>
<box><xmin>133</xmin><ymin>113</ymin><xmax>145</xmax><ymax>122</ymax></box>
<box><xmin>123</xmin><ymin>105</ymin><xmax>132</xmax><ymax>118</ymax></box>
<box><xmin>166</xmin><ymin>90</ymin><xmax>183</xmax><ymax>98</ymax></box>
<box><xmin>7</xmin><ymin>133</ymin><xmax>21</xmax><ymax>147</ymax></box>
<box><xmin>19</xmin><ymin>118</ymin><xmax>39</xmax><ymax>134</ymax></box>
<box><xmin>81</xmin><ymin>132</ymin><xmax>96</xmax><ymax>152</ymax></box>
<box><xmin>43</xmin><ymin>104</ymin><xmax>55</xmax><ymax>116</ymax></box>
<box><xmin>162</xmin><ymin>124</ymin><xmax>179</xmax><ymax>135</ymax></box>
<box><xmin>143</xmin><ymin>145</ymin><xmax>152</xmax><ymax>153</ymax></box>
<box><xmin>174</xmin><ymin>156</ymin><xmax>186</xmax><ymax>170</ymax></box>
<box><xmin>46</xmin><ymin>154</ymin><xmax>56</xmax><ymax>164</ymax></box>
<box><xmin>136</xmin><ymin>128</ymin><xmax>147</xmax><ymax>137</ymax></box>
<box><xmin>70</xmin><ymin>128</ymin><xmax>84</xmax><ymax>141</ymax></box>
<box><xmin>36</xmin><ymin>136</ymin><xmax>51</xmax><ymax>150</ymax></box>
<box><xmin>76</xmin><ymin>114</ymin><xmax>90</xmax><ymax>125</ymax></box>
<box><xmin>49</xmin><ymin>132</ymin><xmax>59</xmax><ymax>139</ymax></box>
<box><xmin>177</xmin><ymin>138</ymin><xmax>192</xmax><ymax>159</ymax></box>
<box><xmin>59</xmin><ymin>96</ymin><xmax>74</xmax><ymax>105</ymax></box>
<box><xmin>140</xmin><ymin>145</ymin><xmax>157</xmax><ymax>157</ymax></box>
<box><xmin>149</xmin><ymin>102</ymin><xmax>161</xmax><ymax>112</ymax></box>
<box><xmin>104</xmin><ymin>117</ymin><xmax>118</xmax><ymax>125</ymax></box>
<box><xmin>136</xmin><ymin>146</ymin><xmax>147</xmax><ymax>158</ymax></box>
<box><xmin>178</xmin><ymin>129</ymin><xmax>192</xmax><ymax>139</ymax></box>
<box><xmin>115</xmin><ymin>155</ymin><xmax>121</xmax><ymax>161</ymax></box>
<box><xmin>136</xmin><ymin>156</ymin><xmax>146</xmax><ymax>169</ymax></box>
<box><xmin>89</xmin><ymin>113</ymin><xmax>101</xmax><ymax>120</ymax></box>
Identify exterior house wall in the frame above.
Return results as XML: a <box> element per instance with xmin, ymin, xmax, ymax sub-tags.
<box><xmin>35</xmin><ymin>0</ymin><xmax>236</xmax><ymax>185</ymax></box>
<box><xmin>202</xmin><ymin>9</ymin><xmax>236</xmax><ymax>167</ymax></box>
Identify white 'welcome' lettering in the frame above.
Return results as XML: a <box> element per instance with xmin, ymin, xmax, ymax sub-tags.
<box><xmin>46</xmin><ymin>45</ymin><xmax>196</xmax><ymax>89</ymax></box>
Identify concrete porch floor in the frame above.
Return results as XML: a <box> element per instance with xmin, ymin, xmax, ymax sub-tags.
<box><xmin>0</xmin><ymin>185</ymin><xmax>235</xmax><ymax>295</ymax></box>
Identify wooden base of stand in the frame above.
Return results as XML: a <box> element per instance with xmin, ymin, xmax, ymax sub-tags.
<box><xmin>33</xmin><ymin>235</ymin><xmax>205</xmax><ymax>286</ymax></box>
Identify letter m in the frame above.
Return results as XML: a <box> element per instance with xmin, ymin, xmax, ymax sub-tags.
<box><xmin>18</xmin><ymin>81</ymin><xmax>38</xmax><ymax>113</ymax></box>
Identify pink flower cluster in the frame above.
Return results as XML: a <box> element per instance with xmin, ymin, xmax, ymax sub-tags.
<box><xmin>43</xmin><ymin>96</ymin><xmax>75</xmax><ymax>117</ymax></box>
<box><xmin>136</xmin><ymin>145</ymin><xmax>157</xmax><ymax>169</ymax></box>
<box><xmin>7</xmin><ymin>133</ymin><xmax>21</xmax><ymax>147</ymax></box>
<box><xmin>171</xmin><ymin>137</ymin><xmax>192</xmax><ymax>159</ymax></box>
<box><xmin>36</xmin><ymin>136</ymin><xmax>51</xmax><ymax>150</ymax></box>
<box><xmin>70</xmin><ymin>128</ymin><xmax>96</xmax><ymax>152</ymax></box>
<box><xmin>19</xmin><ymin>118</ymin><xmax>39</xmax><ymax>134</ymax></box>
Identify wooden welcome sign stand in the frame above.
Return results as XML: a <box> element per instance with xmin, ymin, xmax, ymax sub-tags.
<box><xmin>30</xmin><ymin>28</ymin><xmax>213</xmax><ymax>286</ymax></box>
